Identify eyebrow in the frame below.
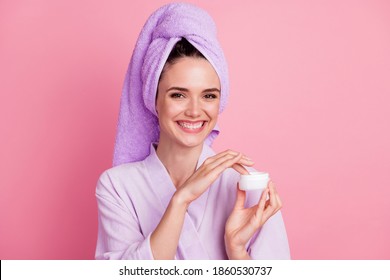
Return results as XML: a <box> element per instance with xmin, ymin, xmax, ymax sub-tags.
<box><xmin>166</xmin><ymin>86</ymin><xmax>221</xmax><ymax>93</ymax></box>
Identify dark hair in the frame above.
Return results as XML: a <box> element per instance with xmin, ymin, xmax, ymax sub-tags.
<box><xmin>166</xmin><ymin>38</ymin><xmax>205</xmax><ymax>64</ymax></box>
<box><xmin>159</xmin><ymin>38</ymin><xmax>206</xmax><ymax>81</ymax></box>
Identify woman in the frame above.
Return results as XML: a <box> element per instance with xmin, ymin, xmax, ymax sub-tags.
<box><xmin>95</xmin><ymin>3</ymin><xmax>290</xmax><ymax>260</ymax></box>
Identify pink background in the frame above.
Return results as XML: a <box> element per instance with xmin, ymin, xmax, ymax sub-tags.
<box><xmin>1</xmin><ymin>0</ymin><xmax>389</xmax><ymax>259</ymax></box>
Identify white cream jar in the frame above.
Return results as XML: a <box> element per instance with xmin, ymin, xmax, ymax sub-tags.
<box><xmin>239</xmin><ymin>172</ymin><xmax>270</xmax><ymax>191</ymax></box>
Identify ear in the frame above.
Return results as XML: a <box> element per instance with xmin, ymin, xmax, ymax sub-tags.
<box><xmin>155</xmin><ymin>90</ymin><xmax>159</xmax><ymax>116</ymax></box>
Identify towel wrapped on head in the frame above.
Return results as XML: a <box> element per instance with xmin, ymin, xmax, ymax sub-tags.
<box><xmin>113</xmin><ymin>3</ymin><xmax>229</xmax><ymax>166</ymax></box>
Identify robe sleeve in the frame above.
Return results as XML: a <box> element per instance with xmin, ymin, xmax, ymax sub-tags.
<box><xmin>237</xmin><ymin>182</ymin><xmax>290</xmax><ymax>260</ymax></box>
<box><xmin>247</xmin><ymin>211</ymin><xmax>291</xmax><ymax>259</ymax></box>
<box><xmin>95</xmin><ymin>171</ymin><xmax>154</xmax><ymax>260</ymax></box>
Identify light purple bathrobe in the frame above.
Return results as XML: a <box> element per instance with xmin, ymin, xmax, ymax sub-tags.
<box><xmin>95</xmin><ymin>143</ymin><xmax>290</xmax><ymax>260</ymax></box>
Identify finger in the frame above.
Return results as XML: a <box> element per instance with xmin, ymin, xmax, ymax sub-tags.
<box><xmin>202</xmin><ymin>153</ymin><xmax>253</xmax><ymax>183</ymax></box>
<box><xmin>205</xmin><ymin>149</ymin><xmax>253</xmax><ymax>165</ymax></box>
<box><xmin>269</xmin><ymin>182</ymin><xmax>282</xmax><ymax>210</ymax></box>
<box><xmin>232</xmin><ymin>163</ymin><xmax>250</xmax><ymax>175</ymax></box>
<box><xmin>238</xmin><ymin>158</ymin><xmax>255</xmax><ymax>166</ymax></box>
<box><xmin>269</xmin><ymin>181</ymin><xmax>282</xmax><ymax>212</ymax></box>
<box><xmin>206</xmin><ymin>152</ymin><xmax>242</xmax><ymax>171</ymax></box>
<box><xmin>268</xmin><ymin>181</ymin><xmax>277</xmax><ymax>208</ymax></box>
<box><xmin>207</xmin><ymin>149</ymin><xmax>239</xmax><ymax>163</ymax></box>
<box><xmin>189</xmin><ymin>153</ymin><xmax>244</xmax><ymax>193</ymax></box>
<box><xmin>263</xmin><ymin>183</ymin><xmax>278</xmax><ymax>218</ymax></box>
<box><xmin>255</xmin><ymin>188</ymin><xmax>269</xmax><ymax>223</ymax></box>
<box><xmin>234</xmin><ymin>183</ymin><xmax>246</xmax><ymax>210</ymax></box>
<box><xmin>210</xmin><ymin>153</ymin><xmax>249</xmax><ymax>177</ymax></box>
<box><xmin>219</xmin><ymin>149</ymin><xmax>252</xmax><ymax>162</ymax></box>
<box><xmin>194</xmin><ymin>153</ymin><xmax>242</xmax><ymax>185</ymax></box>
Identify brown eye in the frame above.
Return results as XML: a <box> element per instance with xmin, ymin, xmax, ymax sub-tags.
<box><xmin>170</xmin><ymin>93</ymin><xmax>185</xmax><ymax>98</ymax></box>
<box><xmin>204</xmin><ymin>93</ymin><xmax>218</xmax><ymax>99</ymax></box>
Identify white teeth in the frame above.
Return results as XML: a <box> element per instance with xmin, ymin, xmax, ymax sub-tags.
<box><xmin>178</xmin><ymin>121</ymin><xmax>204</xmax><ymax>129</ymax></box>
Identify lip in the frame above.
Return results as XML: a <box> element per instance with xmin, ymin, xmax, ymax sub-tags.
<box><xmin>176</xmin><ymin>120</ymin><xmax>207</xmax><ymax>133</ymax></box>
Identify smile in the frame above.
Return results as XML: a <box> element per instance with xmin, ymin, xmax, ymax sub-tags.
<box><xmin>177</xmin><ymin>121</ymin><xmax>205</xmax><ymax>129</ymax></box>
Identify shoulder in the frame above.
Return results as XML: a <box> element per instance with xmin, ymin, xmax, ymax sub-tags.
<box><xmin>96</xmin><ymin>161</ymin><xmax>147</xmax><ymax>197</ymax></box>
<box><xmin>99</xmin><ymin>161</ymin><xmax>144</xmax><ymax>180</ymax></box>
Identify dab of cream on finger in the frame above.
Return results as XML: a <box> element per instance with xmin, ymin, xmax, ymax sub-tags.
<box><xmin>239</xmin><ymin>172</ymin><xmax>270</xmax><ymax>191</ymax></box>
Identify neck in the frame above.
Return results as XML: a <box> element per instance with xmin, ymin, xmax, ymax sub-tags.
<box><xmin>156</xmin><ymin>138</ymin><xmax>203</xmax><ymax>189</ymax></box>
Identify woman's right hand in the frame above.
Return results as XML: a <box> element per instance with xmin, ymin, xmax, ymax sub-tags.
<box><xmin>151</xmin><ymin>150</ymin><xmax>252</xmax><ymax>259</ymax></box>
<box><xmin>173</xmin><ymin>150</ymin><xmax>254</xmax><ymax>206</ymax></box>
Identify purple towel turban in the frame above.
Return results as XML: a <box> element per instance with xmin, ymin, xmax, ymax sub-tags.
<box><xmin>113</xmin><ymin>3</ymin><xmax>229</xmax><ymax>166</ymax></box>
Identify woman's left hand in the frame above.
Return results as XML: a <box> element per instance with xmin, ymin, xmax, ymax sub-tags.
<box><xmin>224</xmin><ymin>181</ymin><xmax>282</xmax><ymax>259</ymax></box>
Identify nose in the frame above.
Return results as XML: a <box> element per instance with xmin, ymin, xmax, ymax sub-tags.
<box><xmin>184</xmin><ymin>97</ymin><xmax>201</xmax><ymax>118</ymax></box>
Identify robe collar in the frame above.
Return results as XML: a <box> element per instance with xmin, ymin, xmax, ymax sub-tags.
<box><xmin>144</xmin><ymin>142</ymin><xmax>215</xmax><ymax>259</ymax></box>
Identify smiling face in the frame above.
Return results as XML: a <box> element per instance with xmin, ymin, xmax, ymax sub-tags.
<box><xmin>156</xmin><ymin>56</ymin><xmax>221</xmax><ymax>149</ymax></box>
